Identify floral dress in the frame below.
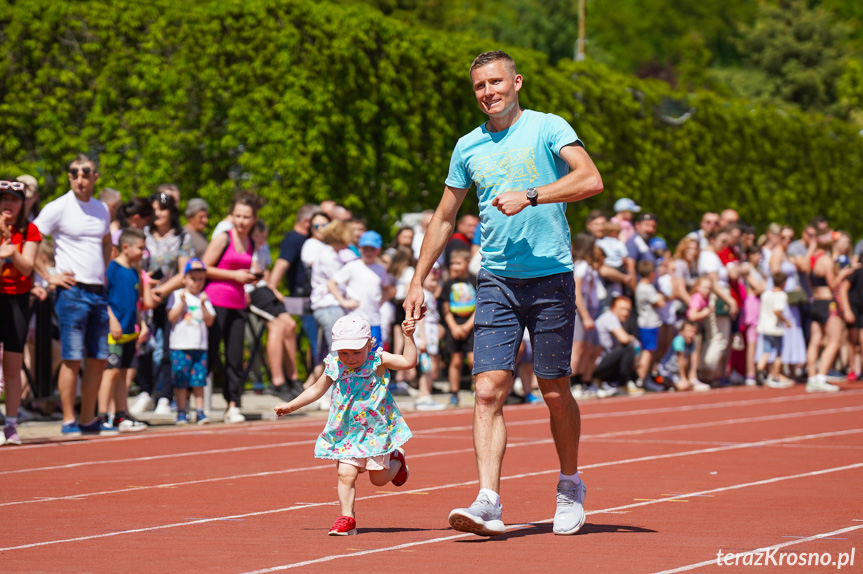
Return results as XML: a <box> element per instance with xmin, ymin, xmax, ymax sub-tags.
<box><xmin>314</xmin><ymin>347</ymin><xmax>412</xmax><ymax>460</ymax></box>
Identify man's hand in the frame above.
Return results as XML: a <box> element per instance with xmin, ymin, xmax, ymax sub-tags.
<box><xmin>491</xmin><ymin>190</ymin><xmax>530</xmax><ymax>216</ymax></box>
<box><xmin>403</xmin><ymin>283</ymin><xmax>427</xmax><ymax>321</ymax></box>
<box><xmin>49</xmin><ymin>271</ymin><xmax>76</xmax><ymax>289</ymax></box>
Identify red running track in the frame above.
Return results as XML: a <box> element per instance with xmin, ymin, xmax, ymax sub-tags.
<box><xmin>2</xmin><ymin>384</ymin><xmax>862</xmax><ymax>573</ymax></box>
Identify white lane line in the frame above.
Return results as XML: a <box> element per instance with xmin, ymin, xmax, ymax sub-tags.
<box><xmin>2</xmin><ymin>430</ymin><xmax>861</xmax><ymax>548</ymax></box>
<box><xmin>237</xmin><ymin>464</ymin><xmax>863</xmax><ymax>573</ymax></box>
<box><xmin>411</xmin><ymin>405</ymin><xmax>863</xmax><ymax>437</ymax></box>
<box><xmin>651</xmin><ymin>523</ymin><xmax>863</xmax><ymax>574</ymax></box>
<box><xmin>7</xmin><ymin>389</ymin><xmax>858</xmax><ymax>452</ymax></box>
<box><xmin>4</xmin><ymin>404</ymin><xmax>861</xmax><ymax>477</ymax></box>
<box><xmin>3</xmin><ymin>428</ymin><xmax>861</xmax><ymax>507</ymax></box>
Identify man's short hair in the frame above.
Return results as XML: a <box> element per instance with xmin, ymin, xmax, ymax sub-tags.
<box><xmin>448</xmin><ymin>247</ymin><xmax>471</xmax><ymax>263</ymax></box>
<box><xmin>67</xmin><ymin>153</ymin><xmax>97</xmax><ymax>171</ymax></box>
<box><xmin>185</xmin><ymin>197</ymin><xmax>209</xmax><ymax>218</ymax></box>
<box><xmin>611</xmin><ymin>294</ymin><xmax>632</xmax><ymax>307</ymax></box>
<box><xmin>772</xmin><ymin>271</ymin><xmax>788</xmax><ymax>287</ymax></box>
<box><xmin>296</xmin><ymin>203</ymin><xmax>319</xmax><ymax>223</ymax></box>
<box><xmin>470</xmin><ymin>51</ymin><xmax>517</xmax><ymax>77</ymax></box>
<box><xmin>637</xmin><ymin>259</ymin><xmax>655</xmax><ymax>277</ymax></box>
<box><xmin>636</xmin><ymin>212</ymin><xmax>658</xmax><ymax>223</ymax></box>
<box><xmin>681</xmin><ymin>319</ymin><xmax>698</xmax><ymax>330</ymax></box>
<box><xmin>118</xmin><ymin>227</ymin><xmax>145</xmax><ymax>248</ymax></box>
<box><xmin>99</xmin><ymin>188</ymin><xmax>121</xmax><ymax>205</ymax></box>
<box><xmin>586</xmin><ymin>209</ymin><xmax>606</xmax><ymax>224</ymax></box>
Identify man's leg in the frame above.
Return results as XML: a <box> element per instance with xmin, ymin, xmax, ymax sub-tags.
<box><xmin>448</xmin><ymin>368</ymin><xmax>510</xmax><ymax>536</ymax></box>
<box><xmin>58</xmin><ymin>360</ymin><xmax>82</xmax><ymax>423</ymax></box>
<box><xmin>536</xmin><ymin>375</ymin><xmax>580</xmax><ymax>475</ymax></box>
<box><xmin>473</xmin><ymin>369</ymin><xmax>512</xmax><ymax>492</ymax></box>
<box><xmin>80</xmin><ymin>358</ymin><xmax>107</xmax><ymax>424</ymax></box>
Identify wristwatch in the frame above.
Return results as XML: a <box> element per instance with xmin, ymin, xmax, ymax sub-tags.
<box><xmin>526</xmin><ymin>187</ymin><xmax>538</xmax><ymax>206</ymax></box>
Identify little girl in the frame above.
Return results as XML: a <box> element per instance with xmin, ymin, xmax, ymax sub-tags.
<box><xmin>274</xmin><ymin>314</ymin><xmax>416</xmax><ymax>536</ymax></box>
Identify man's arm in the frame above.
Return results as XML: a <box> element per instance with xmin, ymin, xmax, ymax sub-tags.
<box><xmin>611</xmin><ymin>326</ymin><xmax>633</xmax><ymax>345</ymax></box>
<box><xmin>491</xmin><ymin>145</ymin><xmax>603</xmax><ymax>216</ymax></box>
<box><xmin>404</xmin><ymin>185</ymin><xmax>469</xmax><ymax>319</ymax></box>
<box><xmin>102</xmin><ymin>233</ymin><xmax>112</xmax><ymax>269</ymax></box>
<box><xmin>268</xmin><ymin>258</ymin><xmax>289</xmax><ymax>291</ymax></box>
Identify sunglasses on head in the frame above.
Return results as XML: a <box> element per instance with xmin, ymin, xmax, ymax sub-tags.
<box><xmin>149</xmin><ymin>192</ymin><xmax>173</xmax><ymax>205</ymax></box>
<box><xmin>68</xmin><ymin>167</ymin><xmax>93</xmax><ymax>177</ymax></box>
<box><xmin>0</xmin><ymin>180</ymin><xmax>26</xmax><ymax>192</ymax></box>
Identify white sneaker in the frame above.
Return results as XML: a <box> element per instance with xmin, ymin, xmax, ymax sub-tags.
<box><xmin>414</xmin><ymin>396</ymin><xmax>445</xmax><ymax>411</ymax></box>
<box><xmin>806</xmin><ymin>379</ymin><xmax>840</xmax><ymax>393</ymax></box>
<box><xmin>691</xmin><ymin>380</ymin><xmax>712</xmax><ymax>392</ymax></box>
<box><xmin>766</xmin><ymin>377</ymin><xmax>794</xmax><ymax>389</ymax></box>
<box><xmin>744</xmin><ymin>377</ymin><xmax>757</xmax><ymax>387</ymax></box>
<box><xmin>129</xmin><ymin>392</ymin><xmax>154</xmax><ymax>415</ymax></box>
<box><xmin>512</xmin><ymin>377</ymin><xmax>524</xmax><ymax>397</ymax></box>
<box><xmin>224</xmin><ymin>406</ymin><xmax>246</xmax><ymax>423</ymax></box>
<box><xmin>153</xmin><ymin>397</ymin><xmax>173</xmax><ymax>416</ymax></box>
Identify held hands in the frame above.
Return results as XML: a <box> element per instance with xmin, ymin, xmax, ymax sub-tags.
<box><xmin>402</xmin><ymin>318</ymin><xmax>416</xmax><ymax>338</ymax></box>
<box><xmin>491</xmin><ymin>190</ymin><xmax>530</xmax><ymax>216</ymax></box>
<box><xmin>403</xmin><ymin>283</ymin><xmax>427</xmax><ymax>321</ymax></box>
<box><xmin>273</xmin><ymin>402</ymin><xmax>295</xmax><ymax>417</ymax></box>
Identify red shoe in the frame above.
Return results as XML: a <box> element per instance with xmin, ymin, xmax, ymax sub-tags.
<box><xmin>329</xmin><ymin>515</ymin><xmax>357</xmax><ymax>536</ymax></box>
<box><xmin>848</xmin><ymin>371</ymin><xmax>858</xmax><ymax>382</ymax></box>
<box><xmin>390</xmin><ymin>448</ymin><xmax>409</xmax><ymax>487</ymax></box>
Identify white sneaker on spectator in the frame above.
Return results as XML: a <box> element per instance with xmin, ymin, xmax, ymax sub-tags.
<box><xmin>414</xmin><ymin>396</ymin><xmax>445</xmax><ymax>411</ymax></box>
<box><xmin>766</xmin><ymin>377</ymin><xmax>794</xmax><ymax>389</ymax></box>
<box><xmin>806</xmin><ymin>379</ymin><xmax>840</xmax><ymax>393</ymax></box>
<box><xmin>691</xmin><ymin>380</ymin><xmax>712</xmax><ymax>392</ymax></box>
<box><xmin>129</xmin><ymin>392</ymin><xmax>154</xmax><ymax>415</ymax></box>
<box><xmin>153</xmin><ymin>397</ymin><xmax>173</xmax><ymax>416</ymax></box>
<box><xmin>224</xmin><ymin>406</ymin><xmax>246</xmax><ymax>423</ymax></box>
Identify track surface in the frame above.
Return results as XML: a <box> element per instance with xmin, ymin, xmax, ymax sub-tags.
<box><xmin>3</xmin><ymin>385</ymin><xmax>862</xmax><ymax>573</ymax></box>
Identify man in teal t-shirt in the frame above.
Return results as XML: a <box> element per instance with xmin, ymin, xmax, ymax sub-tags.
<box><xmin>404</xmin><ymin>50</ymin><xmax>604</xmax><ymax>537</ymax></box>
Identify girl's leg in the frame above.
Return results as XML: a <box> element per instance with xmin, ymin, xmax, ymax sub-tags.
<box><xmin>336</xmin><ymin>462</ymin><xmax>360</xmax><ymax>517</ymax></box>
<box><xmin>266</xmin><ymin>316</ymin><xmax>287</xmax><ymax>386</ymax></box>
<box><xmin>818</xmin><ymin>316</ymin><xmax>843</xmax><ymax>376</ymax></box>
<box><xmin>368</xmin><ymin>456</ymin><xmax>403</xmax><ymax>486</ymax></box>
<box><xmin>806</xmin><ymin>322</ymin><xmax>824</xmax><ymax>379</ymax></box>
<box><xmin>2</xmin><ymin>350</ymin><xmax>24</xmax><ymax>420</ymax></box>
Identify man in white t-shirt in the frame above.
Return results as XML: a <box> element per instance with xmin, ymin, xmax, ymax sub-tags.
<box><xmin>33</xmin><ymin>154</ymin><xmax>113</xmax><ymax>437</ymax></box>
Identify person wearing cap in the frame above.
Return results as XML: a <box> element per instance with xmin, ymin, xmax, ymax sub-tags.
<box><xmin>0</xmin><ymin>179</ymin><xmax>42</xmax><ymax>445</ymax></box>
<box><xmin>15</xmin><ymin>174</ymin><xmax>40</xmax><ymax>222</ymax></box>
<box><xmin>328</xmin><ymin>230</ymin><xmax>394</xmax><ymax>350</ymax></box>
<box><xmin>167</xmin><ymin>257</ymin><xmax>216</xmax><ymax>424</ymax></box>
<box><xmin>273</xmin><ymin>314</ymin><xmax>416</xmax><ymax>536</ymax></box>
<box><xmin>33</xmin><ymin>154</ymin><xmax>113</xmax><ymax>437</ymax></box>
<box><xmin>610</xmin><ymin>197</ymin><xmax>640</xmax><ymax>244</ymax></box>
<box><xmin>183</xmin><ymin>197</ymin><xmax>210</xmax><ymax>258</ymax></box>
<box><xmin>626</xmin><ymin>212</ymin><xmax>659</xmax><ymax>278</ymax></box>
<box><xmin>404</xmin><ymin>50</ymin><xmax>603</xmax><ymax>537</ymax></box>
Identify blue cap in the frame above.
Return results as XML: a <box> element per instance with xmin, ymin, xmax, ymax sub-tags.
<box><xmin>358</xmin><ymin>230</ymin><xmax>383</xmax><ymax>249</ymax></box>
<box><xmin>184</xmin><ymin>257</ymin><xmax>207</xmax><ymax>274</ymax></box>
<box><xmin>614</xmin><ymin>198</ymin><xmax>641</xmax><ymax>213</ymax></box>
<box><xmin>649</xmin><ymin>237</ymin><xmax>668</xmax><ymax>253</ymax></box>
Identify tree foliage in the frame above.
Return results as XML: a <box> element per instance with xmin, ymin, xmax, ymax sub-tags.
<box><xmin>1</xmin><ymin>0</ymin><xmax>862</xmax><ymax>246</ymax></box>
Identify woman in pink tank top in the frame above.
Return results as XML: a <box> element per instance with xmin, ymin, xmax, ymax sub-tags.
<box><xmin>201</xmin><ymin>192</ymin><xmax>261</xmax><ymax>422</ymax></box>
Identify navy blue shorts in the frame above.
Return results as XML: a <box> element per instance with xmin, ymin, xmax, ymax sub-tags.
<box><xmin>473</xmin><ymin>269</ymin><xmax>576</xmax><ymax>379</ymax></box>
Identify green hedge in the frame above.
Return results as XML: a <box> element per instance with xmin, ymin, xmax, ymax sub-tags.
<box><xmin>1</xmin><ymin>0</ymin><xmax>861</xmax><ymax>244</ymax></box>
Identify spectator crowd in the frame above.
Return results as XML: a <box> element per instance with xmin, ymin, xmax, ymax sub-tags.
<box><xmin>0</xmin><ymin>156</ymin><xmax>858</xmax><ymax>444</ymax></box>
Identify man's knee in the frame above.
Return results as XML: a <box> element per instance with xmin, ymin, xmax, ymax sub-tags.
<box><xmin>539</xmin><ymin>378</ymin><xmax>575</xmax><ymax>416</ymax></box>
<box><xmin>474</xmin><ymin>372</ymin><xmax>510</xmax><ymax>407</ymax></box>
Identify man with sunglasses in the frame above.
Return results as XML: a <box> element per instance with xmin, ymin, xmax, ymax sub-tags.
<box><xmin>33</xmin><ymin>153</ymin><xmax>113</xmax><ymax>437</ymax></box>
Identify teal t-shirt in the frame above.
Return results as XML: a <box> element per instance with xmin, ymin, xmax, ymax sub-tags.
<box><xmin>445</xmin><ymin>109</ymin><xmax>582</xmax><ymax>279</ymax></box>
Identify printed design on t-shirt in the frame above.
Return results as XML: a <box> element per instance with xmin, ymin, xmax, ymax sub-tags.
<box><xmin>448</xmin><ymin>281</ymin><xmax>477</xmax><ymax>316</ymax></box>
<box><xmin>184</xmin><ymin>299</ymin><xmax>203</xmax><ymax>325</ymax></box>
<box><xmin>471</xmin><ymin>147</ymin><xmax>538</xmax><ymax>192</ymax></box>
